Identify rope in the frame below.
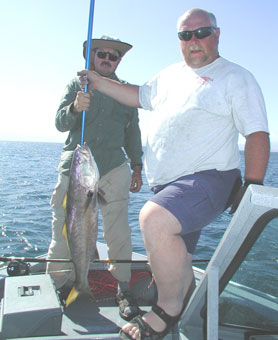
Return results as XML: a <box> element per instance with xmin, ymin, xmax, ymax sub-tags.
<box><xmin>87</xmin><ymin>269</ymin><xmax>155</xmax><ymax>303</ymax></box>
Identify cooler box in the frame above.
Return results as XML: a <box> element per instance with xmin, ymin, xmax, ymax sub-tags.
<box><xmin>0</xmin><ymin>274</ymin><xmax>63</xmax><ymax>339</ymax></box>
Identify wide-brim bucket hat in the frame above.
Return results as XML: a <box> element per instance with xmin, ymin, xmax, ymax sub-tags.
<box><xmin>83</xmin><ymin>35</ymin><xmax>132</xmax><ymax>58</ymax></box>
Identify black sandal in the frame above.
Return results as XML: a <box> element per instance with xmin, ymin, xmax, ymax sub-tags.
<box><xmin>119</xmin><ymin>304</ymin><xmax>180</xmax><ymax>340</ymax></box>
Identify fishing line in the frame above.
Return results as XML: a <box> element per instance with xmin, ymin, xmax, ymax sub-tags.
<box><xmin>80</xmin><ymin>0</ymin><xmax>96</xmax><ymax>146</ymax></box>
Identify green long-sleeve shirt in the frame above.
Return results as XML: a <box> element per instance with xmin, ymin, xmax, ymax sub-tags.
<box><xmin>56</xmin><ymin>74</ymin><xmax>143</xmax><ymax>177</ymax></box>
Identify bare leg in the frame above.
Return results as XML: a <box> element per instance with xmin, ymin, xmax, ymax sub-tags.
<box><xmin>121</xmin><ymin>201</ymin><xmax>194</xmax><ymax>339</ymax></box>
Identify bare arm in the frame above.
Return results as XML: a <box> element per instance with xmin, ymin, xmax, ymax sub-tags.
<box><xmin>78</xmin><ymin>70</ymin><xmax>141</xmax><ymax>108</ymax></box>
<box><xmin>229</xmin><ymin>131</ymin><xmax>270</xmax><ymax>214</ymax></box>
<box><xmin>130</xmin><ymin>165</ymin><xmax>143</xmax><ymax>193</ymax></box>
<box><xmin>244</xmin><ymin>131</ymin><xmax>270</xmax><ymax>182</ymax></box>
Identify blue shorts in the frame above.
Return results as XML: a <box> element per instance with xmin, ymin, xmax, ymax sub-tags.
<box><xmin>150</xmin><ymin>169</ymin><xmax>241</xmax><ymax>254</ymax></box>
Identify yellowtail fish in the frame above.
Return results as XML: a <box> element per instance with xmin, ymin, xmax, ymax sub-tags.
<box><xmin>63</xmin><ymin>143</ymin><xmax>99</xmax><ymax>306</ymax></box>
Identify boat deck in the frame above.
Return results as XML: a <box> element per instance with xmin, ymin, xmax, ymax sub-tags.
<box><xmin>0</xmin><ymin>248</ymin><xmax>160</xmax><ymax>340</ymax></box>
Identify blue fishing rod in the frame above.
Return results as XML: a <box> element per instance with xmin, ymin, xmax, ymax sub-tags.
<box><xmin>80</xmin><ymin>0</ymin><xmax>96</xmax><ymax>146</ymax></box>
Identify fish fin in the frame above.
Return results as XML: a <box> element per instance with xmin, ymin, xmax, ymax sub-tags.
<box><xmin>84</xmin><ymin>192</ymin><xmax>93</xmax><ymax>212</ymax></box>
<box><xmin>62</xmin><ymin>223</ymin><xmax>69</xmax><ymax>246</ymax></box>
<box><xmin>62</xmin><ymin>193</ymin><xmax>67</xmax><ymax>210</ymax></box>
<box><xmin>65</xmin><ymin>286</ymin><xmax>80</xmax><ymax>307</ymax></box>
<box><xmin>61</xmin><ymin>193</ymin><xmax>69</xmax><ymax>246</ymax></box>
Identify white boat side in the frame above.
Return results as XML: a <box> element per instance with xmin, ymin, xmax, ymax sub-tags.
<box><xmin>179</xmin><ymin>184</ymin><xmax>278</xmax><ymax>340</ymax></box>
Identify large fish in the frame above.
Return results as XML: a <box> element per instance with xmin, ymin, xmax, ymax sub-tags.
<box><xmin>62</xmin><ymin>143</ymin><xmax>99</xmax><ymax>306</ymax></box>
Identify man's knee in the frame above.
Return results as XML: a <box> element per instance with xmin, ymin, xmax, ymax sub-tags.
<box><xmin>139</xmin><ymin>201</ymin><xmax>160</xmax><ymax>230</ymax></box>
<box><xmin>139</xmin><ymin>201</ymin><xmax>181</xmax><ymax>235</ymax></box>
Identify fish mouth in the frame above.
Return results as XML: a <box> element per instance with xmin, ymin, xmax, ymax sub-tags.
<box><xmin>76</xmin><ymin>144</ymin><xmax>91</xmax><ymax>159</ymax></box>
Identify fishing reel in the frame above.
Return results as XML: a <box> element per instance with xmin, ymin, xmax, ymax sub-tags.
<box><xmin>7</xmin><ymin>260</ymin><xmax>30</xmax><ymax>276</ymax></box>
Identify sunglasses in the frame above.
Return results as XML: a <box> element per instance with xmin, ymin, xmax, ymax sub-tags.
<box><xmin>96</xmin><ymin>51</ymin><xmax>120</xmax><ymax>62</ymax></box>
<box><xmin>178</xmin><ymin>26</ymin><xmax>216</xmax><ymax>41</ymax></box>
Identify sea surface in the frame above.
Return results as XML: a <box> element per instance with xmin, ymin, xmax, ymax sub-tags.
<box><xmin>0</xmin><ymin>141</ymin><xmax>277</xmax><ymax>297</ymax></box>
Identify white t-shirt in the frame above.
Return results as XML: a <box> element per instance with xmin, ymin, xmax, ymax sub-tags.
<box><xmin>139</xmin><ymin>57</ymin><xmax>269</xmax><ymax>187</ymax></box>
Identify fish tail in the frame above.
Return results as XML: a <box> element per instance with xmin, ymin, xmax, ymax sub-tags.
<box><xmin>65</xmin><ymin>285</ymin><xmax>95</xmax><ymax>307</ymax></box>
<box><xmin>65</xmin><ymin>286</ymin><xmax>80</xmax><ymax>307</ymax></box>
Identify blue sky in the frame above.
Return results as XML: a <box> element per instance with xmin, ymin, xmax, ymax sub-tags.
<box><xmin>1</xmin><ymin>0</ymin><xmax>278</xmax><ymax>150</ymax></box>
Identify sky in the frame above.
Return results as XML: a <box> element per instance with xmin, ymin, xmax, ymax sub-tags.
<box><xmin>1</xmin><ymin>0</ymin><xmax>278</xmax><ymax>150</ymax></box>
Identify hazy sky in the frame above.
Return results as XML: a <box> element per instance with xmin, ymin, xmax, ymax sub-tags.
<box><xmin>1</xmin><ymin>0</ymin><xmax>278</xmax><ymax>150</ymax></box>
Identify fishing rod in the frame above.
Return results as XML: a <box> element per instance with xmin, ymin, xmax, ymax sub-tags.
<box><xmin>81</xmin><ymin>0</ymin><xmax>96</xmax><ymax>146</ymax></box>
<box><xmin>0</xmin><ymin>256</ymin><xmax>209</xmax><ymax>264</ymax></box>
<box><xmin>0</xmin><ymin>256</ymin><xmax>149</xmax><ymax>277</ymax></box>
<box><xmin>0</xmin><ymin>256</ymin><xmax>146</xmax><ymax>264</ymax></box>
<box><xmin>0</xmin><ymin>255</ymin><xmax>209</xmax><ymax>277</ymax></box>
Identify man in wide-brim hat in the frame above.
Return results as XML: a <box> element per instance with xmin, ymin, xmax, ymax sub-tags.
<box><xmin>46</xmin><ymin>35</ymin><xmax>143</xmax><ymax>321</ymax></box>
<box><xmin>83</xmin><ymin>35</ymin><xmax>132</xmax><ymax>76</ymax></box>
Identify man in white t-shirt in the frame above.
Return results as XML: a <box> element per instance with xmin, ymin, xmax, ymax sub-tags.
<box><xmin>78</xmin><ymin>8</ymin><xmax>270</xmax><ymax>340</ymax></box>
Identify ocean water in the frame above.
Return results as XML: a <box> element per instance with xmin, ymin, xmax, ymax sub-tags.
<box><xmin>0</xmin><ymin>141</ymin><xmax>277</xmax><ymax>296</ymax></box>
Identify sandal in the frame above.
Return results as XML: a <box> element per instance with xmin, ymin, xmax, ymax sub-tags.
<box><xmin>116</xmin><ymin>290</ymin><xmax>141</xmax><ymax>321</ymax></box>
<box><xmin>119</xmin><ymin>304</ymin><xmax>180</xmax><ymax>340</ymax></box>
<box><xmin>119</xmin><ymin>278</ymin><xmax>197</xmax><ymax>340</ymax></box>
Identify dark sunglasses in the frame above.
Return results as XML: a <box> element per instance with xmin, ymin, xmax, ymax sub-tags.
<box><xmin>96</xmin><ymin>51</ymin><xmax>120</xmax><ymax>62</ymax></box>
<box><xmin>178</xmin><ymin>26</ymin><xmax>216</xmax><ymax>41</ymax></box>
